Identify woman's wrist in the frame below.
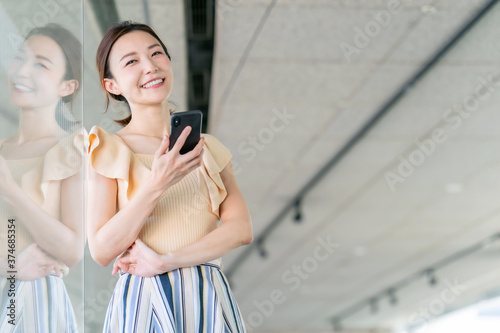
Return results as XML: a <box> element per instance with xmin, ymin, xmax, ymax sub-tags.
<box><xmin>160</xmin><ymin>252</ymin><xmax>180</xmax><ymax>272</ymax></box>
<box><xmin>143</xmin><ymin>174</ymin><xmax>169</xmax><ymax>199</ymax></box>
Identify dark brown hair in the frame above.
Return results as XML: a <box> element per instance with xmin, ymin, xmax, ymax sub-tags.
<box><xmin>96</xmin><ymin>21</ymin><xmax>173</xmax><ymax>126</ymax></box>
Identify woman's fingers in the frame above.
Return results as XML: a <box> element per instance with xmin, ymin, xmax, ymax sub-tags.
<box><xmin>170</xmin><ymin>126</ymin><xmax>192</xmax><ymax>155</ymax></box>
<box><xmin>113</xmin><ymin>260</ymin><xmax>128</xmax><ymax>275</ymax></box>
<box><xmin>184</xmin><ymin>135</ymin><xmax>205</xmax><ymax>158</ymax></box>
<box><xmin>154</xmin><ymin>135</ymin><xmax>170</xmax><ymax>159</ymax></box>
<box><xmin>176</xmin><ymin>136</ymin><xmax>204</xmax><ymax>166</ymax></box>
<box><xmin>183</xmin><ymin>154</ymin><xmax>204</xmax><ymax>174</ymax></box>
<box><xmin>40</xmin><ymin>263</ymin><xmax>55</xmax><ymax>276</ymax></box>
<box><xmin>112</xmin><ymin>261</ymin><xmax>120</xmax><ymax>275</ymax></box>
<box><xmin>112</xmin><ymin>256</ymin><xmax>137</xmax><ymax>275</ymax></box>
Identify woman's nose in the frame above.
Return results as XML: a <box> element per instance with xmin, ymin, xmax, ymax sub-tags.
<box><xmin>12</xmin><ymin>60</ymin><xmax>31</xmax><ymax>78</ymax></box>
<box><xmin>143</xmin><ymin>59</ymin><xmax>158</xmax><ymax>74</ymax></box>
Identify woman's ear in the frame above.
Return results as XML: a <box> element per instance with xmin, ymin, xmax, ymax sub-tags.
<box><xmin>104</xmin><ymin>78</ymin><xmax>122</xmax><ymax>96</ymax></box>
<box><xmin>59</xmin><ymin>79</ymin><xmax>79</xmax><ymax>97</ymax></box>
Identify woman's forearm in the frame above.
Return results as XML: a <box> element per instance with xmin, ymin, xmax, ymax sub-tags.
<box><xmin>165</xmin><ymin>217</ymin><xmax>253</xmax><ymax>270</ymax></box>
<box><xmin>88</xmin><ymin>176</ymin><xmax>165</xmax><ymax>267</ymax></box>
<box><xmin>2</xmin><ymin>176</ymin><xmax>83</xmax><ymax>267</ymax></box>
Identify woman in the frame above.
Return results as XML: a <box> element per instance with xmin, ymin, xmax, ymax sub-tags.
<box><xmin>87</xmin><ymin>21</ymin><xmax>253</xmax><ymax>332</ymax></box>
<box><xmin>0</xmin><ymin>24</ymin><xmax>84</xmax><ymax>332</ymax></box>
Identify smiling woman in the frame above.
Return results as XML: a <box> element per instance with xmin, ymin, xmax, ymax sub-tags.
<box><xmin>96</xmin><ymin>22</ymin><xmax>172</xmax><ymax>126</ymax></box>
<box><xmin>0</xmin><ymin>23</ymin><xmax>84</xmax><ymax>332</ymax></box>
<box><xmin>87</xmin><ymin>21</ymin><xmax>252</xmax><ymax>333</ymax></box>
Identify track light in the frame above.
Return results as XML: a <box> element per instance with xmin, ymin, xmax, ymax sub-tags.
<box><xmin>370</xmin><ymin>298</ymin><xmax>378</xmax><ymax>314</ymax></box>
<box><xmin>256</xmin><ymin>239</ymin><xmax>268</xmax><ymax>258</ymax></box>
<box><xmin>331</xmin><ymin>318</ymin><xmax>342</xmax><ymax>332</ymax></box>
<box><xmin>388</xmin><ymin>289</ymin><xmax>398</xmax><ymax>306</ymax></box>
<box><xmin>426</xmin><ymin>269</ymin><xmax>437</xmax><ymax>287</ymax></box>
<box><xmin>293</xmin><ymin>198</ymin><xmax>302</xmax><ymax>223</ymax></box>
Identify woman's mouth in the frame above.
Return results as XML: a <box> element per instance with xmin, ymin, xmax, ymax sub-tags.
<box><xmin>141</xmin><ymin>78</ymin><xmax>164</xmax><ymax>89</ymax></box>
<box><xmin>13</xmin><ymin>83</ymin><xmax>35</xmax><ymax>92</ymax></box>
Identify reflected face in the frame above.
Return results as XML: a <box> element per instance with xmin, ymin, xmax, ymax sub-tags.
<box><xmin>8</xmin><ymin>35</ymin><xmax>68</xmax><ymax>109</ymax></box>
<box><xmin>105</xmin><ymin>30</ymin><xmax>173</xmax><ymax>107</ymax></box>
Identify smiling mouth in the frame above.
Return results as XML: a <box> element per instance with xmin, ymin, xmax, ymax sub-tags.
<box><xmin>141</xmin><ymin>78</ymin><xmax>164</xmax><ymax>88</ymax></box>
<box><xmin>13</xmin><ymin>83</ymin><xmax>35</xmax><ymax>92</ymax></box>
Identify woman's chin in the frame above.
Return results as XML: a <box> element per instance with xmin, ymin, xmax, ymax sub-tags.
<box><xmin>10</xmin><ymin>97</ymin><xmax>36</xmax><ymax>109</ymax></box>
<box><xmin>136</xmin><ymin>94</ymin><xmax>172</xmax><ymax>106</ymax></box>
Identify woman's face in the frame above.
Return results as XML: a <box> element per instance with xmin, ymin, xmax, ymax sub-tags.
<box><xmin>8</xmin><ymin>35</ymin><xmax>74</xmax><ymax>110</ymax></box>
<box><xmin>105</xmin><ymin>30</ymin><xmax>173</xmax><ymax>108</ymax></box>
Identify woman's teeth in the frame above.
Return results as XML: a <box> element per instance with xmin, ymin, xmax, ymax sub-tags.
<box><xmin>142</xmin><ymin>79</ymin><xmax>163</xmax><ymax>88</ymax></box>
<box><xmin>14</xmin><ymin>83</ymin><xmax>34</xmax><ymax>92</ymax></box>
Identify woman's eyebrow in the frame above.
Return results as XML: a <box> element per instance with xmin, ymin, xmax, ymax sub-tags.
<box><xmin>119</xmin><ymin>44</ymin><xmax>162</xmax><ymax>63</ymax></box>
<box><xmin>120</xmin><ymin>51</ymin><xmax>137</xmax><ymax>63</ymax></box>
<box><xmin>36</xmin><ymin>55</ymin><xmax>53</xmax><ymax>64</ymax></box>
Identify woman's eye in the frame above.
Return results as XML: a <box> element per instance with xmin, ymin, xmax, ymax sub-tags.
<box><xmin>35</xmin><ymin>62</ymin><xmax>48</xmax><ymax>69</ymax></box>
<box><xmin>152</xmin><ymin>51</ymin><xmax>162</xmax><ymax>56</ymax></box>
<box><xmin>125</xmin><ymin>59</ymin><xmax>137</xmax><ymax>66</ymax></box>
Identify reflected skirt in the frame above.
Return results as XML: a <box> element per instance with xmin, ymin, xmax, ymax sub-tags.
<box><xmin>0</xmin><ymin>273</ymin><xmax>78</xmax><ymax>332</ymax></box>
<box><xmin>103</xmin><ymin>260</ymin><xmax>247</xmax><ymax>333</ymax></box>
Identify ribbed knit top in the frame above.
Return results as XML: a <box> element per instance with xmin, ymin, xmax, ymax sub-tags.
<box><xmin>0</xmin><ymin>132</ymin><xmax>83</xmax><ymax>276</ymax></box>
<box><xmin>1</xmin><ymin>157</ymin><xmax>43</xmax><ymax>256</ymax></box>
<box><xmin>87</xmin><ymin>126</ymin><xmax>232</xmax><ymax>255</ymax></box>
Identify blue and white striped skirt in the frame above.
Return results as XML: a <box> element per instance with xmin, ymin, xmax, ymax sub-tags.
<box><xmin>0</xmin><ymin>273</ymin><xmax>78</xmax><ymax>332</ymax></box>
<box><xmin>103</xmin><ymin>260</ymin><xmax>247</xmax><ymax>332</ymax></box>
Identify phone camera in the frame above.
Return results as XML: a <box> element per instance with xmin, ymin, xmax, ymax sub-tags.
<box><xmin>173</xmin><ymin>117</ymin><xmax>181</xmax><ymax>127</ymax></box>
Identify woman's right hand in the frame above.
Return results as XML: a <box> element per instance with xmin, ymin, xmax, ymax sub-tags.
<box><xmin>14</xmin><ymin>243</ymin><xmax>62</xmax><ymax>280</ymax></box>
<box><xmin>149</xmin><ymin>126</ymin><xmax>205</xmax><ymax>193</ymax></box>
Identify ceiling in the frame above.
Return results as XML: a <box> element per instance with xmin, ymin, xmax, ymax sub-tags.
<box><xmin>1</xmin><ymin>0</ymin><xmax>500</xmax><ymax>332</ymax></box>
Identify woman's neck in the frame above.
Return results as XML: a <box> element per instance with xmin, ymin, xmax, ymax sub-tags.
<box><xmin>126</xmin><ymin>101</ymin><xmax>172</xmax><ymax>138</ymax></box>
<box><xmin>13</xmin><ymin>105</ymin><xmax>63</xmax><ymax>143</ymax></box>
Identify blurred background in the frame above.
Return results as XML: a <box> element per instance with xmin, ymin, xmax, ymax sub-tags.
<box><xmin>2</xmin><ymin>0</ymin><xmax>500</xmax><ymax>332</ymax></box>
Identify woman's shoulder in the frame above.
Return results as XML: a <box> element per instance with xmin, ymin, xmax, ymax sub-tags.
<box><xmin>87</xmin><ymin>125</ymin><xmax>149</xmax><ymax>189</ymax></box>
<box><xmin>88</xmin><ymin>125</ymin><xmax>129</xmax><ymax>154</ymax></box>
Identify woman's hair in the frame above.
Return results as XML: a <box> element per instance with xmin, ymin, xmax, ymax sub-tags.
<box><xmin>26</xmin><ymin>23</ymin><xmax>82</xmax><ymax>105</ymax></box>
<box><xmin>96</xmin><ymin>21</ymin><xmax>173</xmax><ymax>126</ymax></box>
<box><xmin>26</xmin><ymin>23</ymin><xmax>82</xmax><ymax>131</ymax></box>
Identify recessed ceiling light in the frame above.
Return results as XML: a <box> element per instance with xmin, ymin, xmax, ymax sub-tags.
<box><xmin>352</xmin><ymin>246</ymin><xmax>367</xmax><ymax>257</ymax></box>
<box><xmin>421</xmin><ymin>5</ymin><xmax>437</xmax><ymax>14</ymax></box>
<box><xmin>445</xmin><ymin>183</ymin><xmax>464</xmax><ymax>194</ymax></box>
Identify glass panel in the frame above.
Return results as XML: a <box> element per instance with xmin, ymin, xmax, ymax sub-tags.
<box><xmin>0</xmin><ymin>1</ymin><xmax>84</xmax><ymax>331</ymax></box>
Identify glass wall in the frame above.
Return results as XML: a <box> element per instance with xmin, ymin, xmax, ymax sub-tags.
<box><xmin>0</xmin><ymin>0</ymin><xmax>84</xmax><ymax>331</ymax></box>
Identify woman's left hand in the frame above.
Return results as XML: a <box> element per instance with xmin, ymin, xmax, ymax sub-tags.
<box><xmin>112</xmin><ymin>239</ymin><xmax>178</xmax><ymax>277</ymax></box>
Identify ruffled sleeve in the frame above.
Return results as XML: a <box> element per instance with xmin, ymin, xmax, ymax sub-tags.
<box><xmin>200</xmin><ymin>134</ymin><xmax>232</xmax><ymax>218</ymax></box>
<box><xmin>87</xmin><ymin>126</ymin><xmax>149</xmax><ymax>200</ymax></box>
<box><xmin>21</xmin><ymin>129</ymin><xmax>85</xmax><ymax>201</ymax></box>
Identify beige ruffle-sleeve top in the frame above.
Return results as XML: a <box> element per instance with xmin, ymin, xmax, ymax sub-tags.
<box><xmin>87</xmin><ymin>126</ymin><xmax>232</xmax><ymax>255</ymax></box>
<box><xmin>0</xmin><ymin>131</ymin><xmax>83</xmax><ymax>276</ymax></box>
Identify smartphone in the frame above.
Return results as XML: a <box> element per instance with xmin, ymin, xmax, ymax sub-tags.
<box><xmin>169</xmin><ymin>110</ymin><xmax>203</xmax><ymax>154</ymax></box>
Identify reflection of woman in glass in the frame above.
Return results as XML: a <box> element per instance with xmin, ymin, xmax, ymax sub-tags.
<box><xmin>88</xmin><ymin>21</ymin><xmax>252</xmax><ymax>332</ymax></box>
<box><xmin>0</xmin><ymin>24</ymin><xmax>83</xmax><ymax>332</ymax></box>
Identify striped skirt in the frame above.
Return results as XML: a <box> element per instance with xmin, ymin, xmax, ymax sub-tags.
<box><xmin>103</xmin><ymin>260</ymin><xmax>247</xmax><ymax>333</ymax></box>
<box><xmin>0</xmin><ymin>273</ymin><xmax>78</xmax><ymax>332</ymax></box>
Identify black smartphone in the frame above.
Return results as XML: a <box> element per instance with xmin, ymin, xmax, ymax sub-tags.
<box><xmin>169</xmin><ymin>110</ymin><xmax>203</xmax><ymax>154</ymax></box>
